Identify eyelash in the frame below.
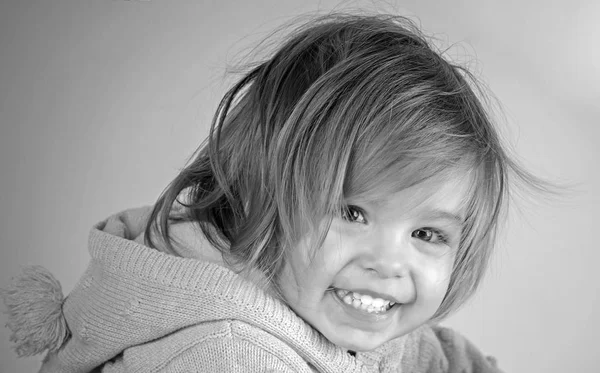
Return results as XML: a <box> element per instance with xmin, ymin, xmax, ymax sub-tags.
<box><xmin>341</xmin><ymin>205</ymin><xmax>367</xmax><ymax>224</ymax></box>
<box><xmin>341</xmin><ymin>206</ymin><xmax>450</xmax><ymax>245</ymax></box>
<box><xmin>411</xmin><ymin>228</ymin><xmax>449</xmax><ymax>245</ymax></box>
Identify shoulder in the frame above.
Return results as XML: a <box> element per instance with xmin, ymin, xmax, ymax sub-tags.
<box><xmin>114</xmin><ymin>320</ymin><xmax>314</xmax><ymax>373</ymax></box>
<box><xmin>402</xmin><ymin>324</ymin><xmax>503</xmax><ymax>373</ymax></box>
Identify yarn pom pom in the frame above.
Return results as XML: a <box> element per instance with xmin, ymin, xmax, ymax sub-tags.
<box><xmin>1</xmin><ymin>265</ymin><xmax>70</xmax><ymax>357</ymax></box>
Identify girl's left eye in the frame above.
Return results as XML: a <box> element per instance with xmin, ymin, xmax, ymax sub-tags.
<box><xmin>341</xmin><ymin>205</ymin><xmax>367</xmax><ymax>224</ymax></box>
<box><xmin>412</xmin><ymin>228</ymin><xmax>448</xmax><ymax>244</ymax></box>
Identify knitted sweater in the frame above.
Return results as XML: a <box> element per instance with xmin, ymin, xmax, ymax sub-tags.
<box><xmin>5</xmin><ymin>206</ymin><xmax>503</xmax><ymax>372</ymax></box>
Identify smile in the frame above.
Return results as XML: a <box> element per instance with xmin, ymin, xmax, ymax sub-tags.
<box><xmin>334</xmin><ymin>289</ymin><xmax>396</xmax><ymax>314</ymax></box>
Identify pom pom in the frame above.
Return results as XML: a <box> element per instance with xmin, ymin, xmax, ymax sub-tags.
<box><xmin>1</xmin><ymin>265</ymin><xmax>70</xmax><ymax>357</ymax></box>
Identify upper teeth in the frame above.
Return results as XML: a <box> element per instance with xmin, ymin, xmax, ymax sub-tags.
<box><xmin>335</xmin><ymin>289</ymin><xmax>396</xmax><ymax>311</ymax></box>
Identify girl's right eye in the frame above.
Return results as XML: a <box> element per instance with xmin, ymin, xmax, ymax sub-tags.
<box><xmin>341</xmin><ymin>205</ymin><xmax>367</xmax><ymax>224</ymax></box>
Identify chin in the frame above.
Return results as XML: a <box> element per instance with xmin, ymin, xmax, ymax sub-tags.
<box><xmin>324</xmin><ymin>329</ymin><xmax>395</xmax><ymax>352</ymax></box>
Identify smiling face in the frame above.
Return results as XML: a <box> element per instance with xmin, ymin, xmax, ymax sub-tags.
<box><xmin>276</xmin><ymin>174</ymin><xmax>471</xmax><ymax>352</ymax></box>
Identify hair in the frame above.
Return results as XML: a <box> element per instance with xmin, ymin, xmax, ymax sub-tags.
<box><xmin>145</xmin><ymin>13</ymin><xmax>545</xmax><ymax>321</ymax></box>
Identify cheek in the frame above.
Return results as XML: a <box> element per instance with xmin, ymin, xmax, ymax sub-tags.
<box><xmin>299</xmin><ymin>227</ymin><xmax>354</xmax><ymax>273</ymax></box>
<box><xmin>416</xmin><ymin>255</ymin><xmax>454</xmax><ymax>303</ymax></box>
<box><xmin>277</xmin><ymin>239</ymin><xmax>337</xmax><ymax>298</ymax></box>
<box><xmin>280</xmin><ymin>231</ymin><xmax>354</xmax><ymax>295</ymax></box>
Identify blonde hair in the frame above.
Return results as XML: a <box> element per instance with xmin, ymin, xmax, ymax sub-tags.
<box><xmin>146</xmin><ymin>13</ymin><xmax>544</xmax><ymax>320</ymax></box>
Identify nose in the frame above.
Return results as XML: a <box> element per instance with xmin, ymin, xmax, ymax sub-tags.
<box><xmin>360</xmin><ymin>225</ymin><xmax>412</xmax><ymax>279</ymax></box>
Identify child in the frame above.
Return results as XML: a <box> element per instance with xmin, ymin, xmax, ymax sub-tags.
<box><xmin>2</xmin><ymin>12</ymin><xmax>535</xmax><ymax>372</ymax></box>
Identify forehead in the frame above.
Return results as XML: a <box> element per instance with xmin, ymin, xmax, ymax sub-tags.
<box><xmin>358</xmin><ymin>172</ymin><xmax>473</xmax><ymax>221</ymax></box>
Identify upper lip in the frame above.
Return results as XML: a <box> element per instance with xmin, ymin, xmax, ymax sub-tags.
<box><xmin>338</xmin><ymin>287</ymin><xmax>402</xmax><ymax>304</ymax></box>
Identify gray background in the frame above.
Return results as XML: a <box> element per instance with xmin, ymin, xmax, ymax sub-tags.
<box><xmin>1</xmin><ymin>1</ymin><xmax>598</xmax><ymax>372</ymax></box>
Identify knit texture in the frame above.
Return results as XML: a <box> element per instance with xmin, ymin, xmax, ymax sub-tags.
<box><xmin>1</xmin><ymin>265</ymin><xmax>69</xmax><ymax>357</ymax></box>
<box><xmin>5</xmin><ymin>206</ymin><xmax>503</xmax><ymax>372</ymax></box>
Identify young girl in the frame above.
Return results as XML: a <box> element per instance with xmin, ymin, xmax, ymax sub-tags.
<box><xmin>3</xmin><ymin>13</ymin><xmax>534</xmax><ymax>372</ymax></box>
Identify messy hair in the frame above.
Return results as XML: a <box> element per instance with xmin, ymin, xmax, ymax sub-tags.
<box><xmin>145</xmin><ymin>13</ymin><xmax>542</xmax><ymax>320</ymax></box>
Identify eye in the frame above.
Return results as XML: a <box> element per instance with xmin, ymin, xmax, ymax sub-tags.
<box><xmin>412</xmin><ymin>228</ymin><xmax>448</xmax><ymax>244</ymax></box>
<box><xmin>341</xmin><ymin>205</ymin><xmax>367</xmax><ymax>224</ymax></box>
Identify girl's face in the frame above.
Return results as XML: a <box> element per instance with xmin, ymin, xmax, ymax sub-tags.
<box><xmin>277</xmin><ymin>174</ymin><xmax>470</xmax><ymax>352</ymax></box>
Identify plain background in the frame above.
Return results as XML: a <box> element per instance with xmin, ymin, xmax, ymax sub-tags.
<box><xmin>0</xmin><ymin>1</ymin><xmax>598</xmax><ymax>372</ymax></box>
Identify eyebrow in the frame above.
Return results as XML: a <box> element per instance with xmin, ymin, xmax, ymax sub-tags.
<box><xmin>425</xmin><ymin>210</ymin><xmax>465</xmax><ymax>225</ymax></box>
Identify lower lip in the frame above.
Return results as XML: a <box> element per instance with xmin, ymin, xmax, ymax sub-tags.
<box><xmin>330</xmin><ymin>289</ymin><xmax>400</xmax><ymax>325</ymax></box>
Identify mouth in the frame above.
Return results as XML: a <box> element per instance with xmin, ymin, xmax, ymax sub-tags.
<box><xmin>334</xmin><ymin>288</ymin><xmax>398</xmax><ymax>314</ymax></box>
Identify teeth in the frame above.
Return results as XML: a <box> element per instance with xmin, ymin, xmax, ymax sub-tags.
<box><xmin>336</xmin><ymin>289</ymin><xmax>349</xmax><ymax>298</ymax></box>
<box><xmin>350</xmin><ymin>292</ymin><xmax>389</xmax><ymax>307</ymax></box>
<box><xmin>335</xmin><ymin>289</ymin><xmax>396</xmax><ymax>314</ymax></box>
<box><xmin>371</xmin><ymin>298</ymin><xmax>384</xmax><ymax>308</ymax></box>
<box><xmin>360</xmin><ymin>294</ymin><xmax>373</xmax><ymax>304</ymax></box>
